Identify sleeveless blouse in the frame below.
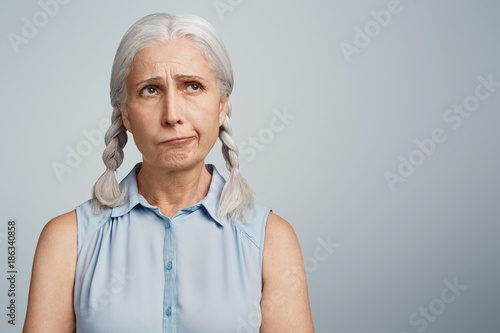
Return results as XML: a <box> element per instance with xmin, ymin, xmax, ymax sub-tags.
<box><xmin>73</xmin><ymin>162</ymin><xmax>271</xmax><ymax>333</ymax></box>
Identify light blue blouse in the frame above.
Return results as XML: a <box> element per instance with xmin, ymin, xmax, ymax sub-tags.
<box><xmin>73</xmin><ymin>162</ymin><xmax>271</xmax><ymax>333</ymax></box>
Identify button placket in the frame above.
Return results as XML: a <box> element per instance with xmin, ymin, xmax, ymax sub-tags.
<box><xmin>155</xmin><ymin>205</ymin><xmax>201</xmax><ymax>332</ymax></box>
<box><xmin>162</xmin><ymin>215</ymin><xmax>176</xmax><ymax>333</ymax></box>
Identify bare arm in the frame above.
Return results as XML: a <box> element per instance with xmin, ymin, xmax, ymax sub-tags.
<box><xmin>23</xmin><ymin>210</ymin><xmax>78</xmax><ymax>333</ymax></box>
<box><xmin>260</xmin><ymin>212</ymin><xmax>314</xmax><ymax>332</ymax></box>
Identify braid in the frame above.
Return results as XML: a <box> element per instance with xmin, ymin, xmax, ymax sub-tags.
<box><xmin>217</xmin><ymin>102</ymin><xmax>255</xmax><ymax>223</ymax></box>
<box><xmin>219</xmin><ymin>106</ymin><xmax>239</xmax><ymax>171</ymax></box>
<box><xmin>91</xmin><ymin>106</ymin><xmax>128</xmax><ymax>213</ymax></box>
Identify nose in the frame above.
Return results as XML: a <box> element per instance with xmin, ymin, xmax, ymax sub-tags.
<box><xmin>161</xmin><ymin>88</ymin><xmax>184</xmax><ymax>126</ymax></box>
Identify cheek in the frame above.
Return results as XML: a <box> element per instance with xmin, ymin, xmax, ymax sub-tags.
<box><xmin>193</xmin><ymin>113</ymin><xmax>220</xmax><ymax>143</ymax></box>
<box><xmin>128</xmin><ymin>109</ymin><xmax>156</xmax><ymax>131</ymax></box>
<box><xmin>127</xmin><ymin>114</ymin><xmax>159</xmax><ymax>149</ymax></box>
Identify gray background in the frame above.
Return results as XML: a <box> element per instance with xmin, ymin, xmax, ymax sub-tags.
<box><xmin>1</xmin><ymin>0</ymin><xmax>499</xmax><ymax>332</ymax></box>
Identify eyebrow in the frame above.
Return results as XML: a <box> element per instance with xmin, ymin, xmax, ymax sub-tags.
<box><xmin>174</xmin><ymin>74</ymin><xmax>204</xmax><ymax>81</ymax></box>
<box><xmin>135</xmin><ymin>74</ymin><xmax>205</xmax><ymax>87</ymax></box>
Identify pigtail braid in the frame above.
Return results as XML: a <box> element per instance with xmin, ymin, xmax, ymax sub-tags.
<box><xmin>91</xmin><ymin>107</ymin><xmax>128</xmax><ymax>213</ymax></box>
<box><xmin>217</xmin><ymin>102</ymin><xmax>255</xmax><ymax>223</ymax></box>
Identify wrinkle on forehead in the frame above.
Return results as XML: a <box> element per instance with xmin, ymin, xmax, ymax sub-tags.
<box><xmin>127</xmin><ymin>38</ymin><xmax>216</xmax><ymax>84</ymax></box>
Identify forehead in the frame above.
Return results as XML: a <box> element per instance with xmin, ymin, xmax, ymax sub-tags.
<box><xmin>127</xmin><ymin>38</ymin><xmax>215</xmax><ymax>80</ymax></box>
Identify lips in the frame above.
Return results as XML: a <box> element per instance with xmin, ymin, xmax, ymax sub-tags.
<box><xmin>162</xmin><ymin>136</ymin><xmax>194</xmax><ymax>144</ymax></box>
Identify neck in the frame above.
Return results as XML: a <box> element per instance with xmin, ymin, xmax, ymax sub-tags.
<box><xmin>136</xmin><ymin>160</ymin><xmax>212</xmax><ymax>218</ymax></box>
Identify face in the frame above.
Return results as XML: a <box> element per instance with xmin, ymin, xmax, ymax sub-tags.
<box><xmin>120</xmin><ymin>38</ymin><xmax>228</xmax><ymax>171</ymax></box>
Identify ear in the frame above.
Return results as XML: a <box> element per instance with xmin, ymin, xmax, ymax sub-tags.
<box><xmin>218</xmin><ymin>94</ymin><xmax>229</xmax><ymax>127</ymax></box>
<box><xmin>119</xmin><ymin>104</ymin><xmax>132</xmax><ymax>133</ymax></box>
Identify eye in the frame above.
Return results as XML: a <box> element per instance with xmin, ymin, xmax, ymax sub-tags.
<box><xmin>140</xmin><ymin>86</ymin><xmax>159</xmax><ymax>96</ymax></box>
<box><xmin>186</xmin><ymin>82</ymin><xmax>202</xmax><ymax>92</ymax></box>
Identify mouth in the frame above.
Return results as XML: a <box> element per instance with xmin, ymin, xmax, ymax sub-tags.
<box><xmin>162</xmin><ymin>136</ymin><xmax>194</xmax><ymax>144</ymax></box>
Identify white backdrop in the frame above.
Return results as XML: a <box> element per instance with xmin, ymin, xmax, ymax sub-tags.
<box><xmin>1</xmin><ymin>0</ymin><xmax>499</xmax><ymax>332</ymax></box>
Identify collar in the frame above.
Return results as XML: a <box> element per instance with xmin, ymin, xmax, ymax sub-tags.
<box><xmin>110</xmin><ymin>162</ymin><xmax>227</xmax><ymax>226</ymax></box>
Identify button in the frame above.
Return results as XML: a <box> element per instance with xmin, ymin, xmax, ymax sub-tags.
<box><xmin>166</xmin><ymin>261</ymin><xmax>172</xmax><ymax>270</ymax></box>
<box><xmin>165</xmin><ymin>306</ymin><xmax>172</xmax><ymax>316</ymax></box>
<box><xmin>165</xmin><ymin>220</ymin><xmax>171</xmax><ymax>229</ymax></box>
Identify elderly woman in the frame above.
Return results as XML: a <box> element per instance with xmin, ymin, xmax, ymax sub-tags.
<box><xmin>23</xmin><ymin>13</ymin><xmax>314</xmax><ymax>333</ymax></box>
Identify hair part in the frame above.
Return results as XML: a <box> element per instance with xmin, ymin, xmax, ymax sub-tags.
<box><xmin>91</xmin><ymin>13</ymin><xmax>254</xmax><ymax>223</ymax></box>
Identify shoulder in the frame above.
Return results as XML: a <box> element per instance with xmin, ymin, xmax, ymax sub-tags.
<box><xmin>24</xmin><ymin>211</ymin><xmax>77</xmax><ymax>330</ymax></box>
<box><xmin>262</xmin><ymin>211</ymin><xmax>303</xmax><ymax>270</ymax></box>
<box><xmin>34</xmin><ymin>209</ymin><xmax>78</xmax><ymax>285</ymax></box>
<box><xmin>33</xmin><ymin>209</ymin><xmax>78</xmax><ymax>281</ymax></box>
<box><xmin>264</xmin><ymin>211</ymin><xmax>297</xmax><ymax>241</ymax></box>
<box><xmin>233</xmin><ymin>206</ymin><xmax>299</xmax><ymax>252</ymax></box>
<box><xmin>37</xmin><ymin>210</ymin><xmax>77</xmax><ymax>262</ymax></box>
<box><xmin>260</xmin><ymin>212</ymin><xmax>315</xmax><ymax>331</ymax></box>
<box><xmin>41</xmin><ymin>210</ymin><xmax>77</xmax><ymax>242</ymax></box>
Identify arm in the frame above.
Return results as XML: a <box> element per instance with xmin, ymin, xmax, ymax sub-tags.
<box><xmin>23</xmin><ymin>210</ymin><xmax>78</xmax><ymax>333</ymax></box>
<box><xmin>260</xmin><ymin>212</ymin><xmax>315</xmax><ymax>333</ymax></box>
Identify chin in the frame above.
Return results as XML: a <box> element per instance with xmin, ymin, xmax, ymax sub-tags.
<box><xmin>156</xmin><ymin>153</ymin><xmax>203</xmax><ymax>171</ymax></box>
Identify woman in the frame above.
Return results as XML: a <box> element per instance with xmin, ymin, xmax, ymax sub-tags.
<box><xmin>23</xmin><ymin>13</ymin><xmax>314</xmax><ymax>332</ymax></box>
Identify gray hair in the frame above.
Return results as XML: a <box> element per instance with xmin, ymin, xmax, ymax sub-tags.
<box><xmin>91</xmin><ymin>13</ymin><xmax>254</xmax><ymax>223</ymax></box>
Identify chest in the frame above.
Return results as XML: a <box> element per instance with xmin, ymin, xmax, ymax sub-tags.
<box><xmin>74</xmin><ymin>213</ymin><xmax>263</xmax><ymax>333</ymax></box>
